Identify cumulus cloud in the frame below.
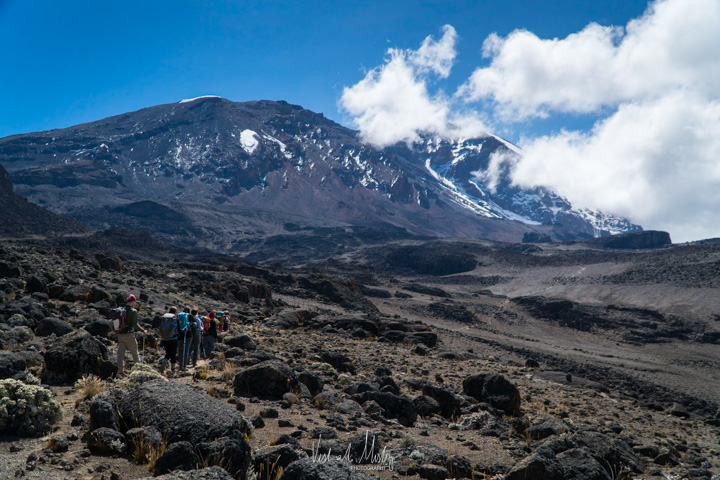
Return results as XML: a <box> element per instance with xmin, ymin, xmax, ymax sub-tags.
<box><xmin>341</xmin><ymin>0</ymin><xmax>720</xmax><ymax>241</ymax></box>
<box><xmin>340</xmin><ymin>25</ymin><xmax>487</xmax><ymax>148</ymax></box>
<box><xmin>459</xmin><ymin>0</ymin><xmax>720</xmax><ymax>121</ymax></box>
<box><xmin>468</xmin><ymin>0</ymin><xmax>720</xmax><ymax>241</ymax></box>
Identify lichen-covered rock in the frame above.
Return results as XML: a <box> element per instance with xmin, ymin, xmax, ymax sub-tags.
<box><xmin>0</xmin><ymin>378</ymin><xmax>62</xmax><ymax>436</ymax></box>
<box><xmin>115</xmin><ymin>380</ymin><xmax>252</xmax><ymax>446</ymax></box>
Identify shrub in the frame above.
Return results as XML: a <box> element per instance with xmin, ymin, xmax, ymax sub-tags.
<box><xmin>75</xmin><ymin>374</ymin><xmax>105</xmax><ymax>400</ymax></box>
<box><xmin>0</xmin><ymin>379</ymin><xmax>63</xmax><ymax>436</ymax></box>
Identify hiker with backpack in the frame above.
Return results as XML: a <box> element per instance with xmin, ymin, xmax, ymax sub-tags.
<box><xmin>176</xmin><ymin>307</ymin><xmax>192</xmax><ymax>372</ymax></box>
<box><xmin>115</xmin><ymin>294</ymin><xmax>146</xmax><ymax>377</ymax></box>
<box><xmin>158</xmin><ymin>306</ymin><xmax>179</xmax><ymax>374</ymax></box>
<box><xmin>187</xmin><ymin>308</ymin><xmax>203</xmax><ymax>367</ymax></box>
<box><xmin>202</xmin><ymin>311</ymin><xmax>219</xmax><ymax>359</ymax></box>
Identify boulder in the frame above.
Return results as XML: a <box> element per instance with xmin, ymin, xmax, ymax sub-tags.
<box><xmin>462</xmin><ymin>373</ymin><xmax>522</xmax><ymax>416</ymax></box>
<box><xmin>253</xmin><ymin>444</ymin><xmax>308</xmax><ymax>472</ymax></box>
<box><xmin>24</xmin><ymin>276</ymin><xmax>47</xmax><ymax>295</ymax></box>
<box><xmin>34</xmin><ymin>317</ymin><xmax>73</xmax><ymax>337</ymax></box>
<box><xmin>197</xmin><ymin>437</ymin><xmax>251</xmax><ymax>478</ymax></box>
<box><xmin>141</xmin><ymin>466</ymin><xmax>233</xmax><ymax>480</ymax></box>
<box><xmin>89</xmin><ymin>398</ymin><xmax>120</xmax><ymax>431</ymax></box>
<box><xmin>413</xmin><ymin>395</ymin><xmax>441</xmax><ymax>417</ymax></box>
<box><xmin>124</xmin><ymin>426</ymin><xmax>163</xmax><ymax>455</ymax></box>
<box><xmin>42</xmin><ymin>330</ymin><xmax>116</xmax><ymax>383</ymax></box>
<box><xmin>154</xmin><ymin>441</ymin><xmax>199</xmax><ymax>474</ymax></box>
<box><xmin>84</xmin><ymin>319</ymin><xmax>112</xmax><ymax>337</ymax></box>
<box><xmin>95</xmin><ymin>253</ymin><xmax>125</xmax><ymax>272</ymax></box>
<box><xmin>0</xmin><ymin>351</ymin><xmax>28</xmax><ymax>379</ymax></box>
<box><xmin>422</xmin><ymin>384</ymin><xmax>463</xmax><ymax>418</ymax></box>
<box><xmin>320</xmin><ymin>351</ymin><xmax>356</xmax><ymax>374</ymax></box>
<box><xmin>298</xmin><ymin>370</ymin><xmax>324</xmax><ymax>397</ymax></box>
<box><xmin>233</xmin><ymin>360</ymin><xmax>298</xmax><ymax>400</ymax></box>
<box><xmin>87</xmin><ymin>427</ymin><xmax>126</xmax><ymax>455</ymax></box>
<box><xmin>282</xmin><ymin>457</ymin><xmax>374</xmax><ymax>480</ymax></box>
<box><xmin>223</xmin><ymin>333</ymin><xmax>257</xmax><ymax>350</ymax></box>
<box><xmin>115</xmin><ymin>381</ymin><xmax>252</xmax><ymax>448</ymax></box>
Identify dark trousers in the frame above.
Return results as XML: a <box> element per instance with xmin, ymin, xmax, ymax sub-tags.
<box><xmin>188</xmin><ymin>332</ymin><xmax>201</xmax><ymax>366</ymax></box>
<box><xmin>177</xmin><ymin>332</ymin><xmax>193</xmax><ymax>370</ymax></box>
<box><xmin>161</xmin><ymin>339</ymin><xmax>178</xmax><ymax>365</ymax></box>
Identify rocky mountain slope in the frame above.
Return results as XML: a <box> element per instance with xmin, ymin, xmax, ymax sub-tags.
<box><xmin>0</xmin><ymin>164</ymin><xmax>84</xmax><ymax>238</ymax></box>
<box><xmin>0</xmin><ymin>97</ymin><xmax>640</xmax><ymax>251</ymax></box>
<box><xmin>0</xmin><ymin>230</ymin><xmax>718</xmax><ymax>480</ymax></box>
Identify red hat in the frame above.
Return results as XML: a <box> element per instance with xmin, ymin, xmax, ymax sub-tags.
<box><xmin>209</xmin><ymin>311</ymin><xmax>216</xmax><ymax>318</ymax></box>
<box><xmin>126</xmin><ymin>294</ymin><xmax>136</xmax><ymax>303</ymax></box>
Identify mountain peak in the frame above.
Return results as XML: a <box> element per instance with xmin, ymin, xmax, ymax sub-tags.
<box><xmin>0</xmin><ymin>98</ymin><xmax>640</xmax><ymax>251</ymax></box>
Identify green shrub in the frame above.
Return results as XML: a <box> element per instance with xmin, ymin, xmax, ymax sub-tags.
<box><xmin>0</xmin><ymin>378</ymin><xmax>63</xmax><ymax>436</ymax></box>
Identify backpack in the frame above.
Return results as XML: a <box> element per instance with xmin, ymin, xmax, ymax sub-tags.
<box><xmin>111</xmin><ymin>307</ymin><xmax>131</xmax><ymax>333</ymax></box>
<box><xmin>158</xmin><ymin>315</ymin><xmax>177</xmax><ymax>339</ymax></box>
<box><xmin>188</xmin><ymin>314</ymin><xmax>199</xmax><ymax>335</ymax></box>
<box><xmin>202</xmin><ymin>316</ymin><xmax>212</xmax><ymax>335</ymax></box>
<box><xmin>177</xmin><ymin>312</ymin><xmax>189</xmax><ymax>334</ymax></box>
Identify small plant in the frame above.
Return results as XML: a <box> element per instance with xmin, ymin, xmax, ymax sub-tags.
<box><xmin>314</xmin><ymin>395</ymin><xmax>326</xmax><ymax>410</ymax></box>
<box><xmin>257</xmin><ymin>453</ymin><xmax>284</xmax><ymax>480</ymax></box>
<box><xmin>74</xmin><ymin>374</ymin><xmax>105</xmax><ymax>400</ymax></box>
<box><xmin>402</xmin><ymin>434</ymin><xmax>416</xmax><ymax>449</ymax></box>
<box><xmin>195</xmin><ymin>366</ymin><xmax>209</xmax><ymax>380</ymax></box>
<box><xmin>220</xmin><ymin>362</ymin><xmax>236</xmax><ymax>383</ymax></box>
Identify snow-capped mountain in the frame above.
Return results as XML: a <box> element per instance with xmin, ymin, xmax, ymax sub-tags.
<box><xmin>0</xmin><ymin>97</ymin><xmax>640</xmax><ymax>250</ymax></box>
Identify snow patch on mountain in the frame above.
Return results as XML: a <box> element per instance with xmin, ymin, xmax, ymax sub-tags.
<box><xmin>240</xmin><ymin>130</ymin><xmax>259</xmax><ymax>154</ymax></box>
<box><xmin>179</xmin><ymin>95</ymin><xmax>221</xmax><ymax>104</ymax></box>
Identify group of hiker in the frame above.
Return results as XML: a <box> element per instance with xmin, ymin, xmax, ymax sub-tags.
<box><xmin>115</xmin><ymin>294</ymin><xmax>231</xmax><ymax>376</ymax></box>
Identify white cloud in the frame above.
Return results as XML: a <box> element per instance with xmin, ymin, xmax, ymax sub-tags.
<box><xmin>340</xmin><ymin>25</ymin><xmax>487</xmax><ymax>148</ymax></box>
<box><xmin>460</xmin><ymin>0</ymin><xmax>720</xmax><ymax>120</ymax></box>
<box><xmin>506</xmin><ymin>93</ymin><xmax>720</xmax><ymax>242</ymax></box>
<box><xmin>341</xmin><ymin>0</ymin><xmax>720</xmax><ymax>241</ymax></box>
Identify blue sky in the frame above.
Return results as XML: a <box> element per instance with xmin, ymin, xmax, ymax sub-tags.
<box><xmin>0</xmin><ymin>0</ymin><xmax>647</xmax><ymax>140</ymax></box>
<box><xmin>2</xmin><ymin>0</ymin><xmax>720</xmax><ymax>242</ymax></box>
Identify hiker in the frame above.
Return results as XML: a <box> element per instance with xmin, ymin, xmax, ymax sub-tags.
<box><xmin>187</xmin><ymin>308</ymin><xmax>203</xmax><ymax>366</ymax></box>
<box><xmin>116</xmin><ymin>294</ymin><xmax>146</xmax><ymax>377</ymax></box>
<box><xmin>158</xmin><ymin>306</ymin><xmax>179</xmax><ymax>373</ymax></box>
<box><xmin>222</xmin><ymin>314</ymin><xmax>230</xmax><ymax>333</ymax></box>
<box><xmin>202</xmin><ymin>311</ymin><xmax>218</xmax><ymax>359</ymax></box>
<box><xmin>176</xmin><ymin>307</ymin><xmax>192</xmax><ymax>371</ymax></box>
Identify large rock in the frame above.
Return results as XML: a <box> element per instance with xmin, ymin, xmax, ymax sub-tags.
<box><xmin>42</xmin><ymin>330</ymin><xmax>116</xmax><ymax>383</ymax></box>
<box><xmin>0</xmin><ymin>351</ymin><xmax>28</xmax><ymax>379</ymax></box>
<box><xmin>422</xmin><ymin>384</ymin><xmax>463</xmax><ymax>418</ymax></box>
<box><xmin>87</xmin><ymin>427</ymin><xmax>127</xmax><ymax>455</ymax></box>
<box><xmin>154</xmin><ymin>441</ymin><xmax>199</xmax><ymax>474</ymax></box>
<box><xmin>233</xmin><ymin>360</ymin><xmax>298</xmax><ymax>400</ymax></box>
<box><xmin>462</xmin><ymin>373</ymin><xmax>521</xmax><ymax>416</ymax></box>
<box><xmin>505</xmin><ymin>431</ymin><xmax>644</xmax><ymax>480</ymax></box>
<box><xmin>115</xmin><ymin>381</ymin><xmax>252</xmax><ymax>448</ymax></box>
<box><xmin>141</xmin><ymin>466</ymin><xmax>233</xmax><ymax>480</ymax></box>
<box><xmin>282</xmin><ymin>457</ymin><xmax>375</xmax><ymax>480</ymax></box>
<box><xmin>34</xmin><ymin>317</ymin><xmax>74</xmax><ymax>337</ymax></box>
<box><xmin>197</xmin><ymin>437</ymin><xmax>251</xmax><ymax>479</ymax></box>
<box><xmin>253</xmin><ymin>444</ymin><xmax>308</xmax><ymax>473</ymax></box>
